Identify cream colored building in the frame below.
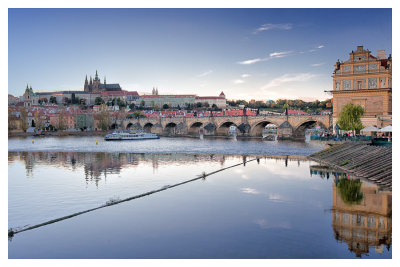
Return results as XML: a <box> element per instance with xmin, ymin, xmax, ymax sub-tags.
<box><xmin>331</xmin><ymin>46</ymin><xmax>392</xmax><ymax>128</ymax></box>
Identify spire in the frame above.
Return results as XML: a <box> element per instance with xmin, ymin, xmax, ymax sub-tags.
<box><xmin>90</xmin><ymin>76</ymin><xmax>93</xmax><ymax>85</ymax></box>
<box><xmin>85</xmin><ymin>75</ymin><xmax>88</xmax><ymax>82</ymax></box>
<box><xmin>104</xmin><ymin>76</ymin><xmax>106</xmax><ymax>84</ymax></box>
<box><xmin>95</xmin><ymin>70</ymin><xmax>99</xmax><ymax>81</ymax></box>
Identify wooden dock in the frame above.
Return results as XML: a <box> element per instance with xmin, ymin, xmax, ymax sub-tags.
<box><xmin>309</xmin><ymin>143</ymin><xmax>392</xmax><ymax>190</ymax></box>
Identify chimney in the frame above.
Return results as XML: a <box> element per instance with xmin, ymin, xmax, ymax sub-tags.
<box><xmin>376</xmin><ymin>50</ymin><xmax>387</xmax><ymax>60</ymax></box>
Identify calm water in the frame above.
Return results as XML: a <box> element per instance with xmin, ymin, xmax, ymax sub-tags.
<box><xmin>8</xmin><ymin>135</ymin><xmax>324</xmax><ymax>155</ymax></box>
<box><xmin>8</xmin><ymin>137</ymin><xmax>391</xmax><ymax>259</ymax></box>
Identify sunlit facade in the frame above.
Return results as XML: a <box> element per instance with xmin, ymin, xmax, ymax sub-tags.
<box><xmin>331</xmin><ymin>46</ymin><xmax>392</xmax><ymax>128</ymax></box>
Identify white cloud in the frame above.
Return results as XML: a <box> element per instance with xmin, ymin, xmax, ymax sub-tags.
<box><xmin>269</xmin><ymin>51</ymin><xmax>293</xmax><ymax>58</ymax></box>
<box><xmin>241</xmin><ymin>74</ymin><xmax>250</xmax><ymax>78</ymax></box>
<box><xmin>233</xmin><ymin>79</ymin><xmax>245</xmax><ymax>84</ymax></box>
<box><xmin>317</xmin><ymin>45</ymin><xmax>324</xmax><ymax>49</ymax></box>
<box><xmin>238</xmin><ymin>51</ymin><xmax>293</xmax><ymax>65</ymax></box>
<box><xmin>237</xmin><ymin>58</ymin><xmax>266</xmax><ymax>65</ymax></box>
<box><xmin>311</xmin><ymin>63</ymin><xmax>325</xmax><ymax>67</ymax></box>
<box><xmin>262</xmin><ymin>73</ymin><xmax>318</xmax><ymax>90</ymax></box>
<box><xmin>241</xmin><ymin>187</ymin><xmax>260</xmax><ymax>194</ymax></box>
<box><xmin>197</xmin><ymin>70</ymin><xmax>213</xmax><ymax>77</ymax></box>
<box><xmin>254</xmin><ymin>23</ymin><xmax>292</xmax><ymax>34</ymax></box>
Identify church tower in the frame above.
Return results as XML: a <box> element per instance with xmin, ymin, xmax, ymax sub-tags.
<box><xmin>92</xmin><ymin>70</ymin><xmax>100</xmax><ymax>91</ymax></box>
<box><xmin>84</xmin><ymin>75</ymin><xmax>89</xmax><ymax>91</ymax></box>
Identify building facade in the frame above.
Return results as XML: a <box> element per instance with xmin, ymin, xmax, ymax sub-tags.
<box><xmin>331</xmin><ymin>46</ymin><xmax>392</xmax><ymax>128</ymax></box>
<box><xmin>195</xmin><ymin>91</ymin><xmax>227</xmax><ymax>108</ymax></box>
<box><xmin>23</xmin><ymin>85</ymin><xmax>39</xmax><ymax>108</ymax></box>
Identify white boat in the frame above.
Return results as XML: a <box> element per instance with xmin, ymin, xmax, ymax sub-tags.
<box><xmin>104</xmin><ymin>130</ymin><xmax>160</xmax><ymax>141</ymax></box>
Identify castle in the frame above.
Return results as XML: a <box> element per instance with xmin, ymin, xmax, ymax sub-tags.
<box><xmin>84</xmin><ymin>70</ymin><xmax>122</xmax><ymax>92</ymax></box>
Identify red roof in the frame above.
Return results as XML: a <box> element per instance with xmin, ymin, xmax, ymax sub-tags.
<box><xmin>127</xmin><ymin>91</ymin><xmax>139</xmax><ymax>95</ymax></box>
<box><xmin>196</xmin><ymin>96</ymin><xmax>224</xmax><ymax>100</ymax></box>
<box><xmin>141</xmin><ymin>95</ymin><xmax>196</xmax><ymax>98</ymax></box>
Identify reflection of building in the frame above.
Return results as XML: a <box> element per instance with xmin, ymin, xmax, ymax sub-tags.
<box><xmin>331</xmin><ymin>182</ymin><xmax>392</xmax><ymax>257</ymax></box>
<box><xmin>331</xmin><ymin>46</ymin><xmax>392</xmax><ymax>128</ymax></box>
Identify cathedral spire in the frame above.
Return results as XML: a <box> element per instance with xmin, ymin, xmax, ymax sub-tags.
<box><xmin>95</xmin><ymin>70</ymin><xmax>99</xmax><ymax>81</ymax></box>
<box><xmin>104</xmin><ymin>76</ymin><xmax>106</xmax><ymax>84</ymax></box>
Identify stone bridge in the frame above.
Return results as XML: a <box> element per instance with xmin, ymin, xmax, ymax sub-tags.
<box><xmin>110</xmin><ymin>115</ymin><xmax>331</xmax><ymax>140</ymax></box>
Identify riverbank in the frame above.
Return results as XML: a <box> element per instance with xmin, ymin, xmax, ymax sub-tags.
<box><xmin>309</xmin><ymin>143</ymin><xmax>392</xmax><ymax>190</ymax></box>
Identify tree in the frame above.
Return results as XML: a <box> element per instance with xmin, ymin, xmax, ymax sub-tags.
<box><xmin>63</xmin><ymin>97</ymin><xmax>71</xmax><ymax>105</ymax></box>
<box><xmin>49</xmin><ymin>96</ymin><xmax>57</xmax><ymax>104</ymax></box>
<box><xmin>8</xmin><ymin>108</ymin><xmax>17</xmax><ymax>131</ymax></box>
<box><xmin>18</xmin><ymin>107</ymin><xmax>28</xmax><ymax>132</ymax></box>
<box><xmin>95</xmin><ymin>97</ymin><xmax>104</xmax><ymax>105</ymax></box>
<box><xmin>57</xmin><ymin>107</ymin><xmax>68</xmax><ymax>130</ymax></box>
<box><xmin>34</xmin><ymin>111</ymin><xmax>45</xmax><ymax>130</ymax></box>
<box><xmin>162</xmin><ymin>103</ymin><xmax>170</xmax><ymax>109</ymax></box>
<box><xmin>337</xmin><ymin>103</ymin><xmax>364</xmax><ymax>134</ymax></box>
<box><xmin>96</xmin><ymin>105</ymin><xmax>110</xmax><ymax>131</ymax></box>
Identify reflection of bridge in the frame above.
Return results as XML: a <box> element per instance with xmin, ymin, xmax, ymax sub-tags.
<box><xmin>112</xmin><ymin>115</ymin><xmax>331</xmax><ymax>140</ymax></box>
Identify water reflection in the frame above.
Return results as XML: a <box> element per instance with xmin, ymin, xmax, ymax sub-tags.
<box><xmin>9</xmin><ymin>152</ymin><xmax>310</xmax><ymax>186</ymax></box>
<box><xmin>310</xmin><ymin>167</ymin><xmax>392</xmax><ymax>258</ymax></box>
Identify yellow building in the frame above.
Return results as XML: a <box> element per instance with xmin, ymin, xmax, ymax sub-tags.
<box><xmin>331</xmin><ymin>46</ymin><xmax>392</xmax><ymax>128</ymax></box>
<box><xmin>331</xmin><ymin>181</ymin><xmax>392</xmax><ymax>257</ymax></box>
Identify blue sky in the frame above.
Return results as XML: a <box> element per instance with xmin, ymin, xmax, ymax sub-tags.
<box><xmin>8</xmin><ymin>8</ymin><xmax>392</xmax><ymax>101</ymax></box>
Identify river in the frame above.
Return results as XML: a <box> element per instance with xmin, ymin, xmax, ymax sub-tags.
<box><xmin>8</xmin><ymin>136</ymin><xmax>392</xmax><ymax>259</ymax></box>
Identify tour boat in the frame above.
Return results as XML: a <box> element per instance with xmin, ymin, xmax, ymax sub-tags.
<box><xmin>104</xmin><ymin>130</ymin><xmax>160</xmax><ymax>141</ymax></box>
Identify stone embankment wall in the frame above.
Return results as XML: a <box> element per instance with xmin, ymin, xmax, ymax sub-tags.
<box><xmin>309</xmin><ymin>143</ymin><xmax>392</xmax><ymax>191</ymax></box>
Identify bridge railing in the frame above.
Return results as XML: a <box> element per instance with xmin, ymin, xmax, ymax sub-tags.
<box><xmin>133</xmin><ymin>113</ymin><xmax>330</xmax><ymax>120</ymax></box>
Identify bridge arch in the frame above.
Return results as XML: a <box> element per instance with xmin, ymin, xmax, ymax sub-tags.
<box><xmin>126</xmin><ymin>122</ymin><xmax>133</xmax><ymax>130</ymax></box>
<box><xmin>110</xmin><ymin>123</ymin><xmax>118</xmax><ymax>130</ymax></box>
<box><xmin>216</xmin><ymin>121</ymin><xmax>238</xmax><ymax>135</ymax></box>
<box><xmin>203</xmin><ymin>123</ymin><xmax>217</xmax><ymax>135</ymax></box>
<box><xmin>293</xmin><ymin>120</ymin><xmax>328</xmax><ymax>139</ymax></box>
<box><xmin>164</xmin><ymin>122</ymin><xmax>177</xmax><ymax>135</ymax></box>
<box><xmin>188</xmin><ymin>122</ymin><xmax>204</xmax><ymax>135</ymax></box>
<box><xmin>143</xmin><ymin>122</ymin><xmax>153</xmax><ymax>133</ymax></box>
<box><xmin>249</xmin><ymin>120</ymin><xmax>277</xmax><ymax>136</ymax></box>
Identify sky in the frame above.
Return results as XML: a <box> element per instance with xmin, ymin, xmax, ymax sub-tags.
<box><xmin>8</xmin><ymin>8</ymin><xmax>392</xmax><ymax>101</ymax></box>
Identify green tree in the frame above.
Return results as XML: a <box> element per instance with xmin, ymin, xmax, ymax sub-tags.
<box><xmin>337</xmin><ymin>178</ymin><xmax>364</xmax><ymax>205</ymax></box>
<box><xmin>95</xmin><ymin>97</ymin><xmax>104</xmax><ymax>105</ymax></box>
<box><xmin>337</xmin><ymin>103</ymin><xmax>364</xmax><ymax>134</ymax></box>
<box><xmin>162</xmin><ymin>103</ymin><xmax>170</xmax><ymax>109</ymax></box>
<box><xmin>49</xmin><ymin>96</ymin><xmax>57</xmax><ymax>104</ymax></box>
